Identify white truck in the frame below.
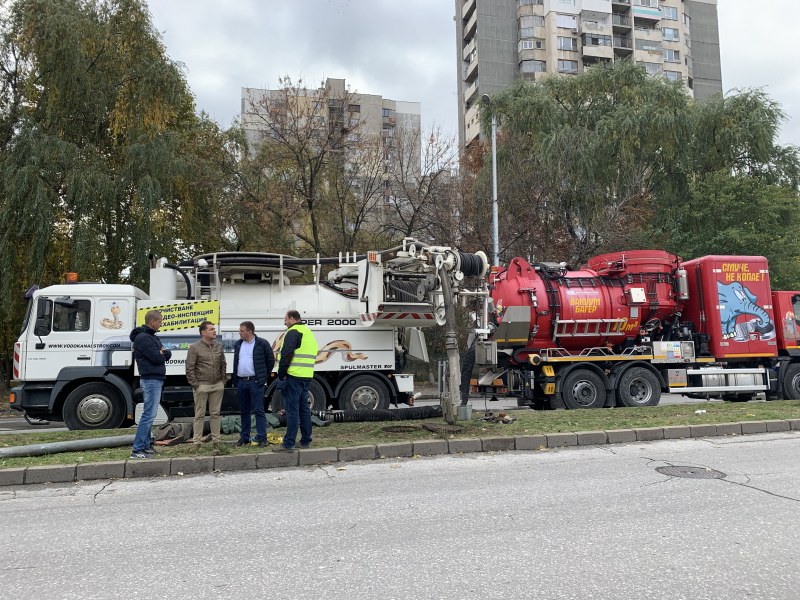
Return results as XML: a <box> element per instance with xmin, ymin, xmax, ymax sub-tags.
<box><xmin>10</xmin><ymin>239</ymin><xmax>487</xmax><ymax>429</ymax></box>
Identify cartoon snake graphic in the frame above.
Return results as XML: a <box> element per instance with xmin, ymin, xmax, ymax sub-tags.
<box><xmin>100</xmin><ymin>302</ymin><xmax>124</xmax><ymax>329</ymax></box>
<box><xmin>271</xmin><ymin>335</ymin><xmax>367</xmax><ymax>363</ymax></box>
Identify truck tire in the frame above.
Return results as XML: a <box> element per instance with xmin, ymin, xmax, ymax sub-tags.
<box><xmin>616</xmin><ymin>367</ymin><xmax>661</xmax><ymax>407</ymax></box>
<box><xmin>62</xmin><ymin>382</ymin><xmax>126</xmax><ymax>430</ymax></box>
<box><xmin>270</xmin><ymin>379</ymin><xmax>327</xmax><ymax>413</ymax></box>
<box><xmin>560</xmin><ymin>369</ymin><xmax>605</xmax><ymax>409</ymax></box>
<box><xmin>783</xmin><ymin>363</ymin><xmax>800</xmax><ymax>399</ymax></box>
<box><xmin>339</xmin><ymin>375</ymin><xmax>390</xmax><ymax>411</ymax></box>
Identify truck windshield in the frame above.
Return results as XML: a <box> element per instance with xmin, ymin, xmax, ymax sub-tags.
<box><xmin>20</xmin><ymin>297</ymin><xmax>33</xmax><ymax>335</ymax></box>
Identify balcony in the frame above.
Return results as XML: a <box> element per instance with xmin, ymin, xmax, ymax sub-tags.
<box><xmin>464</xmin><ymin>9</ymin><xmax>477</xmax><ymax>39</ymax></box>
<box><xmin>462</xmin><ymin>0</ymin><xmax>476</xmax><ymax>21</ymax></box>
<box><xmin>582</xmin><ymin>44</ymin><xmax>614</xmax><ymax>60</ymax></box>
<box><xmin>612</xmin><ymin>14</ymin><xmax>631</xmax><ymax>29</ymax></box>
<box><xmin>613</xmin><ymin>35</ymin><xmax>633</xmax><ymax>55</ymax></box>
<box><xmin>463</xmin><ymin>79</ymin><xmax>479</xmax><ymax>104</ymax></box>
<box><xmin>464</xmin><ymin>55</ymin><xmax>478</xmax><ymax>82</ymax></box>
<box><xmin>612</xmin><ymin>0</ymin><xmax>631</xmax><ymax>4</ymax></box>
<box><xmin>633</xmin><ymin>5</ymin><xmax>661</xmax><ymax>21</ymax></box>
<box><xmin>462</xmin><ymin>37</ymin><xmax>476</xmax><ymax>62</ymax></box>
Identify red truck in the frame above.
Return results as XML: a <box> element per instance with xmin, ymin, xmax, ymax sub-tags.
<box><xmin>476</xmin><ymin>251</ymin><xmax>800</xmax><ymax>408</ymax></box>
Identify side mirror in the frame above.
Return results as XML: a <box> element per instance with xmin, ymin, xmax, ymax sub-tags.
<box><xmin>34</xmin><ymin>317</ymin><xmax>51</xmax><ymax>337</ymax></box>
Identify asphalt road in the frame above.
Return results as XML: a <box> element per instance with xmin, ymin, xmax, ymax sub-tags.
<box><xmin>2</xmin><ymin>432</ymin><xmax>799</xmax><ymax>599</ymax></box>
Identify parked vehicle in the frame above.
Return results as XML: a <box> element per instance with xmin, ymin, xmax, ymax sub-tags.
<box><xmin>474</xmin><ymin>251</ymin><xmax>800</xmax><ymax>408</ymax></box>
<box><xmin>10</xmin><ymin>239</ymin><xmax>487</xmax><ymax>429</ymax></box>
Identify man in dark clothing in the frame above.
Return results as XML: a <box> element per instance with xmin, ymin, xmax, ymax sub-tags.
<box><xmin>232</xmin><ymin>320</ymin><xmax>275</xmax><ymax>446</ymax></box>
<box><xmin>273</xmin><ymin>310</ymin><xmax>318</xmax><ymax>452</ymax></box>
<box><xmin>130</xmin><ymin>310</ymin><xmax>172</xmax><ymax>459</ymax></box>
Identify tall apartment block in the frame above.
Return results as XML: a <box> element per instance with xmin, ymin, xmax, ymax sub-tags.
<box><xmin>455</xmin><ymin>0</ymin><xmax>722</xmax><ymax>147</ymax></box>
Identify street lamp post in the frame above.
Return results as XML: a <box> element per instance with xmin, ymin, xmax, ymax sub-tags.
<box><xmin>482</xmin><ymin>94</ymin><xmax>500</xmax><ymax>267</ymax></box>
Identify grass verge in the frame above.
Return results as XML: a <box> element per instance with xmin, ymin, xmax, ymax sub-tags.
<box><xmin>1</xmin><ymin>400</ymin><xmax>799</xmax><ymax>470</ymax></box>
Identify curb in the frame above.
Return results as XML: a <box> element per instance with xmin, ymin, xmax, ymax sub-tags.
<box><xmin>2</xmin><ymin>419</ymin><xmax>799</xmax><ymax>487</ymax></box>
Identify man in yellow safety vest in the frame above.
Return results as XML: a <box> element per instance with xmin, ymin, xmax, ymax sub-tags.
<box><xmin>273</xmin><ymin>310</ymin><xmax>318</xmax><ymax>451</ymax></box>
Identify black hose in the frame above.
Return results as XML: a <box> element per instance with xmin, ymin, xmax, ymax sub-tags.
<box><xmin>459</xmin><ymin>252</ymin><xmax>486</xmax><ymax>277</ymax></box>
<box><xmin>164</xmin><ymin>263</ymin><xmax>192</xmax><ymax>299</ymax></box>
<box><xmin>386</xmin><ymin>280</ymin><xmax>419</xmax><ymax>302</ymax></box>
<box><xmin>330</xmin><ymin>405</ymin><xmax>443</xmax><ymax>423</ymax></box>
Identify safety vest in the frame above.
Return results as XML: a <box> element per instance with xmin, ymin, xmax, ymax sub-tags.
<box><xmin>278</xmin><ymin>323</ymin><xmax>318</xmax><ymax>379</ymax></box>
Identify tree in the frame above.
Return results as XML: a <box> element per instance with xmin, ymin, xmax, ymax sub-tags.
<box><xmin>0</xmin><ymin>0</ymin><xmax>233</xmax><ymax>374</ymax></box>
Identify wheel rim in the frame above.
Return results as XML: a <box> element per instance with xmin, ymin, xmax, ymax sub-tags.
<box><xmin>350</xmin><ymin>386</ymin><xmax>380</xmax><ymax>410</ymax></box>
<box><xmin>627</xmin><ymin>376</ymin><xmax>654</xmax><ymax>405</ymax></box>
<box><xmin>76</xmin><ymin>394</ymin><xmax>113</xmax><ymax>426</ymax></box>
<box><xmin>791</xmin><ymin>373</ymin><xmax>800</xmax><ymax>397</ymax></box>
<box><xmin>570</xmin><ymin>381</ymin><xmax>598</xmax><ymax>407</ymax></box>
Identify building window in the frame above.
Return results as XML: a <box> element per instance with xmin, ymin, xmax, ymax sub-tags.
<box><xmin>556</xmin><ymin>14</ymin><xmax>577</xmax><ymax>29</ymax></box>
<box><xmin>520</xmin><ymin>40</ymin><xmax>535</xmax><ymax>50</ymax></box>
<box><xmin>636</xmin><ymin>0</ymin><xmax>658</xmax><ymax>7</ymax></box>
<box><xmin>557</xmin><ymin>59</ymin><xmax>578</xmax><ymax>73</ymax></box>
<box><xmin>661</xmin><ymin>5</ymin><xmax>678</xmax><ymax>20</ymax></box>
<box><xmin>664</xmin><ymin>70</ymin><xmax>681</xmax><ymax>82</ymax></box>
<box><xmin>635</xmin><ymin>39</ymin><xmax>662</xmax><ymax>52</ymax></box>
<box><xmin>557</xmin><ymin>37</ymin><xmax>577</xmax><ymax>51</ymax></box>
<box><xmin>662</xmin><ymin>27</ymin><xmax>679</xmax><ymax>42</ymax></box>
<box><xmin>583</xmin><ymin>34</ymin><xmax>611</xmax><ymax>47</ymax></box>
<box><xmin>518</xmin><ymin>0</ymin><xmax>544</xmax><ymax>5</ymax></box>
<box><xmin>348</xmin><ymin>104</ymin><xmax>360</xmax><ymax>113</ymax></box>
<box><xmin>520</xmin><ymin>59</ymin><xmax>546</xmax><ymax>73</ymax></box>
<box><xmin>638</xmin><ymin>61</ymin><xmax>663</xmax><ymax>75</ymax></box>
<box><xmin>663</xmin><ymin>49</ymin><xmax>680</xmax><ymax>63</ymax></box>
<box><xmin>382</xmin><ymin>108</ymin><xmax>392</xmax><ymax>117</ymax></box>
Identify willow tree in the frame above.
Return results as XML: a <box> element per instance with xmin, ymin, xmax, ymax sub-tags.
<box><xmin>479</xmin><ymin>60</ymin><xmax>692</xmax><ymax>265</ymax></box>
<box><xmin>0</xmin><ymin>0</ymin><xmax>232</xmax><ymax>380</ymax></box>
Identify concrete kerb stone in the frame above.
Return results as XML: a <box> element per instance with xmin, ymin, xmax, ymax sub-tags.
<box><xmin>412</xmin><ymin>439</ymin><xmax>448</xmax><ymax>456</ymax></box>
<box><xmin>170</xmin><ymin>456</ymin><xmax>214</xmax><ymax>476</ymax></box>
<box><xmin>125</xmin><ymin>458</ymin><xmax>171</xmax><ymax>479</ymax></box>
<box><xmin>714</xmin><ymin>422</ymin><xmax>742</xmax><ymax>437</ymax></box>
<box><xmin>298</xmin><ymin>447</ymin><xmax>339</xmax><ymax>466</ymax></box>
<box><xmin>689</xmin><ymin>424</ymin><xmax>717</xmax><ymax>438</ymax></box>
<box><xmin>76</xmin><ymin>461</ymin><xmax>126</xmax><ymax>481</ymax></box>
<box><xmin>605</xmin><ymin>429</ymin><xmax>636</xmax><ymax>444</ymax></box>
<box><xmin>339</xmin><ymin>445</ymin><xmax>378</xmax><ymax>462</ymax></box>
<box><xmin>740</xmin><ymin>421</ymin><xmax>767</xmax><ymax>434</ymax></box>
<box><xmin>257</xmin><ymin>451</ymin><xmax>299</xmax><ymax>469</ymax></box>
<box><xmin>482</xmin><ymin>436</ymin><xmax>515</xmax><ymax>452</ymax></box>
<box><xmin>448</xmin><ymin>438</ymin><xmax>482</xmax><ymax>454</ymax></box>
<box><xmin>576</xmin><ymin>431</ymin><xmax>608</xmax><ymax>446</ymax></box>
<box><xmin>765</xmin><ymin>420</ymin><xmax>791</xmax><ymax>432</ymax></box>
<box><xmin>214</xmin><ymin>453</ymin><xmax>257</xmax><ymax>472</ymax></box>
<box><xmin>0</xmin><ymin>467</ymin><xmax>26</xmax><ymax>486</ymax></box>
<box><xmin>546</xmin><ymin>432</ymin><xmax>577</xmax><ymax>448</ymax></box>
<box><xmin>515</xmin><ymin>435</ymin><xmax>547</xmax><ymax>451</ymax></box>
<box><xmin>25</xmin><ymin>464</ymin><xmax>76</xmax><ymax>485</ymax></box>
<box><xmin>789</xmin><ymin>419</ymin><xmax>800</xmax><ymax>431</ymax></box>
<box><xmin>377</xmin><ymin>442</ymin><xmax>413</xmax><ymax>459</ymax></box>
<box><xmin>634</xmin><ymin>427</ymin><xmax>664</xmax><ymax>442</ymax></box>
<box><xmin>662</xmin><ymin>425</ymin><xmax>691</xmax><ymax>439</ymax></box>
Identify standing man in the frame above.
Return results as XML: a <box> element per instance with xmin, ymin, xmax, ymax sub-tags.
<box><xmin>232</xmin><ymin>321</ymin><xmax>274</xmax><ymax>447</ymax></box>
<box><xmin>185</xmin><ymin>320</ymin><xmax>226</xmax><ymax>447</ymax></box>
<box><xmin>130</xmin><ymin>310</ymin><xmax>171</xmax><ymax>459</ymax></box>
<box><xmin>274</xmin><ymin>310</ymin><xmax>318</xmax><ymax>452</ymax></box>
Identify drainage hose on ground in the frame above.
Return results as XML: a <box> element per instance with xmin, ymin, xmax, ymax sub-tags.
<box><xmin>330</xmin><ymin>406</ymin><xmax>443</xmax><ymax>423</ymax></box>
<box><xmin>0</xmin><ymin>435</ymin><xmax>135</xmax><ymax>459</ymax></box>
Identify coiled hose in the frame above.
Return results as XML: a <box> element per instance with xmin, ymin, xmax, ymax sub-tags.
<box><xmin>330</xmin><ymin>405</ymin><xmax>443</xmax><ymax>423</ymax></box>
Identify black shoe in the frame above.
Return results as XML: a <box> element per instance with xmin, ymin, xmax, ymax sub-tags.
<box><xmin>256</xmin><ymin>440</ymin><xmax>269</xmax><ymax>448</ymax></box>
<box><xmin>299</xmin><ymin>444</ymin><xmax>310</xmax><ymax>449</ymax></box>
<box><xmin>234</xmin><ymin>439</ymin><xmax>250</xmax><ymax>447</ymax></box>
<box><xmin>143</xmin><ymin>447</ymin><xmax>156</xmax><ymax>456</ymax></box>
<box><xmin>272</xmin><ymin>445</ymin><xmax>296</xmax><ymax>453</ymax></box>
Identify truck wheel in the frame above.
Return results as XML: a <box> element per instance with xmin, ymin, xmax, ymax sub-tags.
<box><xmin>339</xmin><ymin>375</ymin><xmax>390</xmax><ymax>411</ymax></box>
<box><xmin>560</xmin><ymin>369</ymin><xmax>605</xmax><ymax>409</ymax></box>
<box><xmin>270</xmin><ymin>379</ymin><xmax>327</xmax><ymax>413</ymax></box>
<box><xmin>616</xmin><ymin>367</ymin><xmax>661</xmax><ymax>407</ymax></box>
<box><xmin>783</xmin><ymin>364</ymin><xmax>800</xmax><ymax>399</ymax></box>
<box><xmin>62</xmin><ymin>382</ymin><xmax>126</xmax><ymax>430</ymax></box>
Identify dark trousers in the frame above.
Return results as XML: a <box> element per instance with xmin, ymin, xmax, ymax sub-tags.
<box><xmin>237</xmin><ymin>379</ymin><xmax>266</xmax><ymax>442</ymax></box>
<box><xmin>282</xmin><ymin>377</ymin><xmax>312</xmax><ymax>449</ymax></box>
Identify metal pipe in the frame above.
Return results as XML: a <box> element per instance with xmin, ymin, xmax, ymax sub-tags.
<box><xmin>0</xmin><ymin>435</ymin><xmax>135</xmax><ymax>459</ymax></box>
<box><xmin>491</xmin><ymin>112</ymin><xmax>499</xmax><ymax>267</ymax></box>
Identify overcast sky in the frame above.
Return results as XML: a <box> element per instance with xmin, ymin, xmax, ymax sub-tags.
<box><xmin>147</xmin><ymin>0</ymin><xmax>800</xmax><ymax>147</ymax></box>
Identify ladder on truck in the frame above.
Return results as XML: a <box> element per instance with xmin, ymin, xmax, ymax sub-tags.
<box><xmin>554</xmin><ymin>318</ymin><xmax>628</xmax><ymax>338</ymax></box>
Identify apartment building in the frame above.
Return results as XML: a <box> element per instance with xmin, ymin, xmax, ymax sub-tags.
<box><xmin>455</xmin><ymin>0</ymin><xmax>722</xmax><ymax>147</ymax></box>
<box><xmin>241</xmin><ymin>78</ymin><xmax>422</xmax><ymax>224</ymax></box>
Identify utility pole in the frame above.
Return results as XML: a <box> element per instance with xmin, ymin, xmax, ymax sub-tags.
<box><xmin>438</xmin><ymin>264</ymin><xmax>459</xmax><ymax>425</ymax></box>
<box><xmin>482</xmin><ymin>94</ymin><xmax>500</xmax><ymax>267</ymax></box>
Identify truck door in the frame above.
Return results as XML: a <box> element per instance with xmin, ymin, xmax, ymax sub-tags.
<box><xmin>24</xmin><ymin>295</ymin><xmax>95</xmax><ymax>381</ymax></box>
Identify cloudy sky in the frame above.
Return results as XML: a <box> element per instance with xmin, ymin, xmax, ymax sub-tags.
<box><xmin>147</xmin><ymin>0</ymin><xmax>800</xmax><ymax>147</ymax></box>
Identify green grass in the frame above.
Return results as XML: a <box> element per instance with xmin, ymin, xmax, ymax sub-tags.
<box><xmin>1</xmin><ymin>400</ymin><xmax>799</xmax><ymax>470</ymax></box>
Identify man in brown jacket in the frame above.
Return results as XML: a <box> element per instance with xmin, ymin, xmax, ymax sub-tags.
<box><xmin>185</xmin><ymin>321</ymin><xmax>227</xmax><ymax>445</ymax></box>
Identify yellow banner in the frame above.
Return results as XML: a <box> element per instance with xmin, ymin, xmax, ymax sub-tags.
<box><xmin>136</xmin><ymin>300</ymin><xmax>220</xmax><ymax>332</ymax></box>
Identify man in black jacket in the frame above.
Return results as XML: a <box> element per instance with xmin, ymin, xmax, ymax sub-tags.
<box><xmin>232</xmin><ymin>321</ymin><xmax>275</xmax><ymax>446</ymax></box>
<box><xmin>130</xmin><ymin>310</ymin><xmax>172</xmax><ymax>459</ymax></box>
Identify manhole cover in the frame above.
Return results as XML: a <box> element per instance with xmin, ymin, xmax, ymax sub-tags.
<box><xmin>381</xmin><ymin>425</ymin><xmax>421</xmax><ymax>434</ymax></box>
<box><xmin>656</xmin><ymin>465</ymin><xmax>726</xmax><ymax>480</ymax></box>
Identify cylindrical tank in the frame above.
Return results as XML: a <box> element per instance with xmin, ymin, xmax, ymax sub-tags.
<box><xmin>149</xmin><ymin>258</ymin><xmax>178</xmax><ymax>301</ymax></box>
<box><xmin>490</xmin><ymin>251</ymin><xmax>681</xmax><ymax>352</ymax></box>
